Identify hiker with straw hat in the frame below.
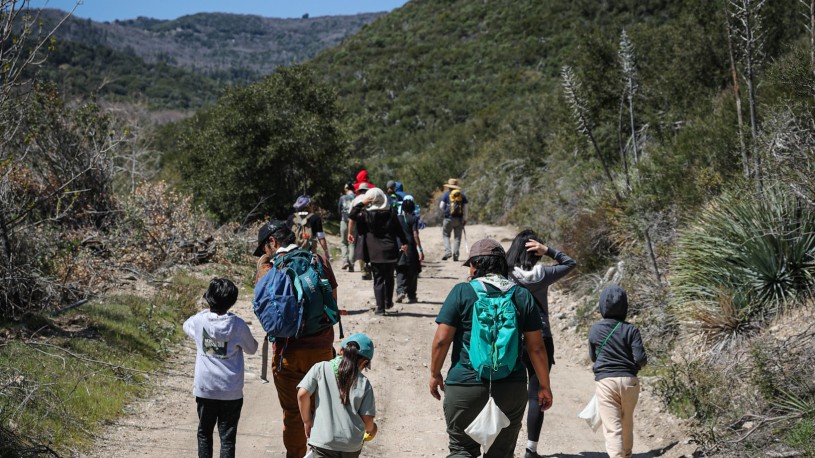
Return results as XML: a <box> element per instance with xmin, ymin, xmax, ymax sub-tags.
<box><xmin>439</xmin><ymin>178</ymin><xmax>469</xmax><ymax>262</ymax></box>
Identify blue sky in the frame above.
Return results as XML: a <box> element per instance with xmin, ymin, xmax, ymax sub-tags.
<box><xmin>30</xmin><ymin>0</ymin><xmax>409</xmax><ymax>21</ymax></box>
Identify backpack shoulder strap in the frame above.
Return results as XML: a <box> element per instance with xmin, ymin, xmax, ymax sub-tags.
<box><xmin>597</xmin><ymin>321</ymin><xmax>622</xmax><ymax>357</ymax></box>
<box><xmin>469</xmin><ymin>279</ymin><xmax>516</xmax><ymax>296</ymax></box>
<box><xmin>469</xmin><ymin>279</ymin><xmax>486</xmax><ymax>295</ymax></box>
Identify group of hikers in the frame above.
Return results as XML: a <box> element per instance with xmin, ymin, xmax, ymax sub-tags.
<box><xmin>338</xmin><ymin>170</ymin><xmax>427</xmax><ymax>312</ymax></box>
<box><xmin>182</xmin><ymin>174</ymin><xmax>648</xmax><ymax>458</ymax></box>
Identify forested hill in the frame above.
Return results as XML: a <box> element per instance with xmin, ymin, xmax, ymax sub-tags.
<box><xmin>35</xmin><ymin>9</ymin><xmax>384</xmax><ymax>108</ymax></box>
<box><xmin>301</xmin><ymin>0</ymin><xmax>802</xmax><ymax>220</ymax></box>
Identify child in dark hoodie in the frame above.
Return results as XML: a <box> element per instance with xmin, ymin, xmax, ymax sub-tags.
<box><xmin>588</xmin><ymin>285</ymin><xmax>647</xmax><ymax>458</ymax></box>
<box><xmin>183</xmin><ymin>278</ymin><xmax>258</xmax><ymax>458</ymax></box>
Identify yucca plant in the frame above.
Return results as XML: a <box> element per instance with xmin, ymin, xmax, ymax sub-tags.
<box><xmin>671</xmin><ymin>186</ymin><xmax>815</xmax><ymax>352</ymax></box>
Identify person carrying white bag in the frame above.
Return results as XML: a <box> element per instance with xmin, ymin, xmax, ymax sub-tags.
<box><xmin>588</xmin><ymin>285</ymin><xmax>648</xmax><ymax>458</ymax></box>
<box><xmin>429</xmin><ymin>238</ymin><xmax>553</xmax><ymax>458</ymax></box>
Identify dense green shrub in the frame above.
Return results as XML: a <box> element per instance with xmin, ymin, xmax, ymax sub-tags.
<box><xmin>170</xmin><ymin>66</ymin><xmax>350</xmax><ymax>223</ymax></box>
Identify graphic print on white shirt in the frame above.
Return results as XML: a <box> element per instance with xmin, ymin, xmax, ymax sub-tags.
<box><xmin>202</xmin><ymin>328</ymin><xmax>227</xmax><ymax>358</ymax></box>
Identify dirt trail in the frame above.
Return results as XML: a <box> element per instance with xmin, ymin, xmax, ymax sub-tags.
<box><xmin>86</xmin><ymin>224</ymin><xmax>694</xmax><ymax>457</ymax></box>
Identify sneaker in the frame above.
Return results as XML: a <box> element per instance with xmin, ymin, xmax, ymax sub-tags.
<box><xmin>348</xmin><ymin>264</ymin><xmax>354</xmax><ymax>272</ymax></box>
<box><xmin>406</xmin><ymin>297</ymin><xmax>418</xmax><ymax>304</ymax></box>
<box><xmin>442</xmin><ymin>253</ymin><xmax>452</xmax><ymax>260</ymax></box>
<box><xmin>374</xmin><ymin>308</ymin><xmax>385</xmax><ymax>315</ymax></box>
<box><xmin>524</xmin><ymin>449</ymin><xmax>542</xmax><ymax>458</ymax></box>
<box><xmin>453</xmin><ymin>255</ymin><xmax>459</xmax><ymax>262</ymax></box>
<box><xmin>341</xmin><ymin>261</ymin><xmax>350</xmax><ymax>270</ymax></box>
<box><xmin>385</xmin><ymin>301</ymin><xmax>394</xmax><ymax>309</ymax></box>
<box><xmin>361</xmin><ymin>273</ymin><xmax>372</xmax><ymax>280</ymax></box>
<box><xmin>395</xmin><ymin>293</ymin><xmax>406</xmax><ymax>303</ymax></box>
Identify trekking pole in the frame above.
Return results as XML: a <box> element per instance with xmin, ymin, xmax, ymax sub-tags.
<box><xmin>462</xmin><ymin>227</ymin><xmax>469</xmax><ymax>254</ymax></box>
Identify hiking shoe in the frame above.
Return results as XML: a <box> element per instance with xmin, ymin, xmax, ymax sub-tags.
<box><xmin>407</xmin><ymin>297</ymin><xmax>417</xmax><ymax>304</ymax></box>
<box><xmin>442</xmin><ymin>253</ymin><xmax>452</xmax><ymax>260</ymax></box>
<box><xmin>385</xmin><ymin>301</ymin><xmax>394</xmax><ymax>309</ymax></box>
<box><xmin>524</xmin><ymin>450</ymin><xmax>542</xmax><ymax>458</ymax></box>
<box><xmin>341</xmin><ymin>261</ymin><xmax>350</xmax><ymax>270</ymax></box>
<box><xmin>395</xmin><ymin>293</ymin><xmax>406</xmax><ymax>303</ymax></box>
<box><xmin>374</xmin><ymin>308</ymin><xmax>385</xmax><ymax>315</ymax></box>
<box><xmin>453</xmin><ymin>255</ymin><xmax>459</xmax><ymax>262</ymax></box>
<box><xmin>361</xmin><ymin>273</ymin><xmax>372</xmax><ymax>280</ymax></box>
<box><xmin>348</xmin><ymin>264</ymin><xmax>354</xmax><ymax>272</ymax></box>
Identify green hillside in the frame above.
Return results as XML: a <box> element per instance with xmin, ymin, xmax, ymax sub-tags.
<box><xmin>31</xmin><ymin>9</ymin><xmax>384</xmax><ymax>109</ymax></box>
<box><xmin>41</xmin><ymin>39</ymin><xmax>223</xmax><ymax>109</ymax></box>
<box><xmin>305</xmin><ymin>0</ymin><xmax>800</xmax><ymax>222</ymax></box>
<box><xmin>42</xmin><ymin>9</ymin><xmax>383</xmax><ymax>85</ymax></box>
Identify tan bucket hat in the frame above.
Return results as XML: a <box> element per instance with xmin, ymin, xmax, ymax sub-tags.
<box><xmin>443</xmin><ymin>178</ymin><xmax>461</xmax><ymax>190</ymax></box>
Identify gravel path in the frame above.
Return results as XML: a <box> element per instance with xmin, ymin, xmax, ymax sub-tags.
<box><xmin>85</xmin><ymin>224</ymin><xmax>694</xmax><ymax>457</ymax></box>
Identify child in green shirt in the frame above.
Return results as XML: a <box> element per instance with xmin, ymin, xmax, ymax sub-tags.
<box><xmin>297</xmin><ymin>333</ymin><xmax>378</xmax><ymax>457</ymax></box>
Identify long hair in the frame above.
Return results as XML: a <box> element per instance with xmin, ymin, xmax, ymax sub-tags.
<box><xmin>506</xmin><ymin>229</ymin><xmax>542</xmax><ymax>271</ymax></box>
<box><xmin>401</xmin><ymin>198</ymin><xmax>416</xmax><ymax>215</ymax></box>
<box><xmin>337</xmin><ymin>341</ymin><xmax>369</xmax><ymax>405</ymax></box>
<box><xmin>470</xmin><ymin>255</ymin><xmax>508</xmax><ymax>279</ymax></box>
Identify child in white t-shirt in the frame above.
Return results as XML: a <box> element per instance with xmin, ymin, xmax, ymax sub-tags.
<box><xmin>297</xmin><ymin>333</ymin><xmax>378</xmax><ymax>458</ymax></box>
<box><xmin>183</xmin><ymin>278</ymin><xmax>258</xmax><ymax>458</ymax></box>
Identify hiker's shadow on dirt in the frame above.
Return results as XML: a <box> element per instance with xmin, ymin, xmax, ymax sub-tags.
<box><xmin>416</xmin><ymin>300</ymin><xmax>443</xmax><ymax>305</ymax></box>
<box><xmin>342</xmin><ymin>310</ymin><xmax>372</xmax><ymax>316</ymax></box>
<box><xmin>389</xmin><ymin>311</ymin><xmax>438</xmax><ymax>318</ymax></box>
<box><xmin>548</xmin><ymin>441</ymin><xmax>680</xmax><ymax>458</ymax></box>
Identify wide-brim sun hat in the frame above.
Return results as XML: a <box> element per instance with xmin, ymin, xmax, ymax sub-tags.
<box><xmin>356</xmin><ymin>182</ymin><xmax>370</xmax><ymax>194</ymax></box>
<box><xmin>462</xmin><ymin>238</ymin><xmax>506</xmax><ymax>266</ymax></box>
<box><xmin>364</xmin><ymin>187</ymin><xmax>389</xmax><ymax>211</ymax></box>
<box><xmin>342</xmin><ymin>333</ymin><xmax>375</xmax><ymax>365</ymax></box>
<box><xmin>443</xmin><ymin>178</ymin><xmax>461</xmax><ymax>190</ymax></box>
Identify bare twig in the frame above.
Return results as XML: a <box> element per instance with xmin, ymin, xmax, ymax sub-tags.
<box><xmin>24</xmin><ymin>341</ymin><xmax>154</xmax><ymax>375</ymax></box>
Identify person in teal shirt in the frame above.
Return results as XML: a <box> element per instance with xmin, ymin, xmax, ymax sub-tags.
<box><xmin>297</xmin><ymin>334</ymin><xmax>378</xmax><ymax>457</ymax></box>
<box><xmin>429</xmin><ymin>238</ymin><xmax>553</xmax><ymax>457</ymax></box>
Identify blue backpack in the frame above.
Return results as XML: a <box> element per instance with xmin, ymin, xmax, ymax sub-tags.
<box><xmin>467</xmin><ymin>280</ymin><xmax>521</xmax><ymax>381</ymax></box>
<box><xmin>253</xmin><ymin>249</ymin><xmax>339</xmax><ymax>339</ymax></box>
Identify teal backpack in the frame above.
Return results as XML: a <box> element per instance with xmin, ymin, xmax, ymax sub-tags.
<box><xmin>467</xmin><ymin>279</ymin><xmax>521</xmax><ymax>381</ymax></box>
<box><xmin>272</xmin><ymin>249</ymin><xmax>340</xmax><ymax>336</ymax></box>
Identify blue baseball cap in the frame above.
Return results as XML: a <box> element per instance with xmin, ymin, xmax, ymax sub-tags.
<box><xmin>342</xmin><ymin>333</ymin><xmax>374</xmax><ymax>363</ymax></box>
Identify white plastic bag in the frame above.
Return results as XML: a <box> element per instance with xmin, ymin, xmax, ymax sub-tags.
<box><xmin>464</xmin><ymin>396</ymin><xmax>510</xmax><ymax>453</ymax></box>
<box><xmin>302</xmin><ymin>450</ymin><xmax>313</xmax><ymax>458</ymax></box>
<box><xmin>578</xmin><ymin>393</ymin><xmax>602</xmax><ymax>432</ymax></box>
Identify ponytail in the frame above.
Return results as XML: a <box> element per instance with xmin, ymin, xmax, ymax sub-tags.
<box><xmin>337</xmin><ymin>341</ymin><xmax>369</xmax><ymax>405</ymax></box>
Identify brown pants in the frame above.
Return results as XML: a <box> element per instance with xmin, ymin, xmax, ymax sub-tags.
<box><xmin>272</xmin><ymin>346</ymin><xmax>334</xmax><ymax>458</ymax></box>
<box><xmin>596</xmin><ymin>376</ymin><xmax>640</xmax><ymax>458</ymax></box>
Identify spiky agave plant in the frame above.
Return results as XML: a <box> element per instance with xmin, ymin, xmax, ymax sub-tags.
<box><xmin>671</xmin><ymin>186</ymin><xmax>815</xmax><ymax>352</ymax></box>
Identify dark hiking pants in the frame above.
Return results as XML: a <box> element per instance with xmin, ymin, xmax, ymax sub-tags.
<box><xmin>442</xmin><ymin>382</ymin><xmax>527</xmax><ymax>457</ymax></box>
<box><xmin>196</xmin><ymin>397</ymin><xmax>243</xmax><ymax>458</ymax></box>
